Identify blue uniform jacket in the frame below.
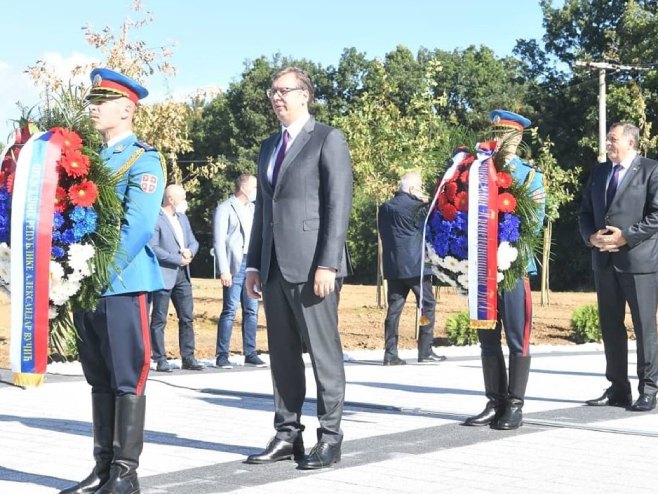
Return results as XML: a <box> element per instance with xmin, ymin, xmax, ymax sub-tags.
<box><xmin>101</xmin><ymin>134</ymin><xmax>165</xmax><ymax>296</ymax></box>
<box><xmin>508</xmin><ymin>156</ymin><xmax>546</xmax><ymax>275</ymax></box>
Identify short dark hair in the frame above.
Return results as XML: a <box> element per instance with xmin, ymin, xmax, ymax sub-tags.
<box><xmin>234</xmin><ymin>173</ymin><xmax>255</xmax><ymax>192</ymax></box>
<box><xmin>272</xmin><ymin>66</ymin><xmax>314</xmax><ymax>103</ymax></box>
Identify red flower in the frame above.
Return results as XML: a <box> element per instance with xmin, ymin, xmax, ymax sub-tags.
<box><xmin>459</xmin><ymin>170</ymin><xmax>469</xmax><ymax>185</ymax></box>
<box><xmin>461</xmin><ymin>155</ymin><xmax>475</xmax><ymax>166</ymax></box>
<box><xmin>68</xmin><ymin>180</ymin><xmax>98</xmax><ymax>207</ymax></box>
<box><xmin>455</xmin><ymin>191</ymin><xmax>469</xmax><ymax>212</ymax></box>
<box><xmin>55</xmin><ymin>186</ymin><xmax>68</xmax><ymax>212</ymax></box>
<box><xmin>437</xmin><ymin>193</ymin><xmax>449</xmax><ymax>207</ymax></box>
<box><xmin>59</xmin><ymin>150</ymin><xmax>90</xmax><ymax>178</ymax></box>
<box><xmin>445</xmin><ymin>182</ymin><xmax>458</xmax><ymax>201</ymax></box>
<box><xmin>0</xmin><ymin>170</ymin><xmax>5</xmax><ymax>187</ymax></box>
<box><xmin>496</xmin><ymin>172</ymin><xmax>513</xmax><ymax>189</ymax></box>
<box><xmin>6</xmin><ymin>174</ymin><xmax>15</xmax><ymax>194</ymax></box>
<box><xmin>498</xmin><ymin>192</ymin><xmax>517</xmax><ymax>213</ymax></box>
<box><xmin>51</xmin><ymin>127</ymin><xmax>83</xmax><ymax>152</ymax></box>
<box><xmin>440</xmin><ymin>203</ymin><xmax>458</xmax><ymax>221</ymax></box>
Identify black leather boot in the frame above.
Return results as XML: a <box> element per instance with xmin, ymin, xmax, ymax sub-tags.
<box><xmin>492</xmin><ymin>355</ymin><xmax>531</xmax><ymax>430</ymax></box>
<box><xmin>60</xmin><ymin>393</ymin><xmax>115</xmax><ymax>494</ymax></box>
<box><xmin>464</xmin><ymin>355</ymin><xmax>507</xmax><ymax>426</ymax></box>
<box><xmin>96</xmin><ymin>395</ymin><xmax>145</xmax><ymax>494</ymax></box>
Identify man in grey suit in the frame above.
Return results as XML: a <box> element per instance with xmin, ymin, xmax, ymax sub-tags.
<box><xmin>579</xmin><ymin>122</ymin><xmax>658</xmax><ymax>412</ymax></box>
<box><xmin>245</xmin><ymin>67</ymin><xmax>353</xmax><ymax>470</ymax></box>
<box><xmin>149</xmin><ymin>184</ymin><xmax>204</xmax><ymax>372</ymax></box>
<box><xmin>213</xmin><ymin>174</ymin><xmax>265</xmax><ymax>369</ymax></box>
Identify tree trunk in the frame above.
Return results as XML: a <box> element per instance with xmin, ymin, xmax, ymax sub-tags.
<box><xmin>540</xmin><ymin>221</ymin><xmax>552</xmax><ymax>306</ymax></box>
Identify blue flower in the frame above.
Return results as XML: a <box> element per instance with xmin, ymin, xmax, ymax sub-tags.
<box><xmin>52</xmin><ymin>245</ymin><xmax>66</xmax><ymax>259</ymax></box>
<box><xmin>61</xmin><ymin>228</ymin><xmax>76</xmax><ymax>245</ymax></box>
<box><xmin>53</xmin><ymin>212</ymin><xmax>65</xmax><ymax>230</ymax></box>
<box><xmin>499</xmin><ymin>213</ymin><xmax>521</xmax><ymax>243</ymax></box>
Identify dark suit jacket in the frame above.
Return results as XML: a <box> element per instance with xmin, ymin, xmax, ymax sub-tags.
<box><xmin>247</xmin><ymin>117</ymin><xmax>353</xmax><ymax>284</ymax></box>
<box><xmin>378</xmin><ymin>191</ymin><xmax>426</xmax><ymax>280</ymax></box>
<box><xmin>149</xmin><ymin>210</ymin><xmax>199</xmax><ymax>289</ymax></box>
<box><xmin>579</xmin><ymin>155</ymin><xmax>658</xmax><ymax>273</ymax></box>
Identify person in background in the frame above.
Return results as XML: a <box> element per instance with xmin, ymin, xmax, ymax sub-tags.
<box><xmin>378</xmin><ymin>171</ymin><xmax>446</xmax><ymax>366</ymax></box>
<box><xmin>149</xmin><ymin>184</ymin><xmax>204</xmax><ymax>372</ymax></box>
<box><xmin>213</xmin><ymin>174</ymin><xmax>266</xmax><ymax>369</ymax></box>
<box><xmin>579</xmin><ymin>122</ymin><xmax>658</xmax><ymax>412</ymax></box>
<box><xmin>463</xmin><ymin>109</ymin><xmax>545</xmax><ymax>431</ymax></box>
<box><xmin>61</xmin><ymin>68</ymin><xmax>165</xmax><ymax>494</ymax></box>
<box><xmin>245</xmin><ymin>67</ymin><xmax>352</xmax><ymax>470</ymax></box>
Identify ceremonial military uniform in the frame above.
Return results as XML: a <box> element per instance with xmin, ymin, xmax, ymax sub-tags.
<box><xmin>465</xmin><ymin>110</ymin><xmax>546</xmax><ymax>431</ymax></box>
<box><xmin>63</xmin><ymin>69</ymin><xmax>165</xmax><ymax>494</ymax></box>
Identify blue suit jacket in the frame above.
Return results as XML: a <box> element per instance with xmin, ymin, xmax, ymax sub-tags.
<box><xmin>378</xmin><ymin>191</ymin><xmax>427</xmax><ymax>280</ymax></box>
<box><xmin>102</xmin><ymin>134</ymin><xmax>165</xmax><ymax>296</ymax></box>
<box><xmin>150</xmin><ymin>210</ymin><xmax>199</xmax><ymax>289</ymax></box>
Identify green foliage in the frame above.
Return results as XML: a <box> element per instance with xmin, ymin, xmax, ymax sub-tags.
<box><xmin>570</xmin><ymin>304</ymin><xmax>602</xmax><ymax>343</ymax></box>
<box><xmin>446</xmin><ymin>311</ymin><xmax>478</xmax><ymax>346</ymax></box>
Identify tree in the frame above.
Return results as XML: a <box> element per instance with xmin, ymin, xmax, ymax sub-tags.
<box><xmin>25</xmin><ymin>0</ymin><xmax>192</xmax><ymax>182</ymax></box>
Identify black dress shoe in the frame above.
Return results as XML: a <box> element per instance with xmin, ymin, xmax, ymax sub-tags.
<box><xmin>245</xmin><ymin>436</ymin><xmax>305</xmax><ymax>464</ymax></box>
<box><xmin>383</xmin><ymin>356</ymin><xmax>406</xmax><ymax>366</ymax></box>
<box><xmin>155</xmin><ymin>360</ymin><xmax>173</xmax><ymax>373</ymax></box>
<box><xmin>631</xmin><ymin>393</ymin><xmax>657</xmax><ymax>412</ymax></box>
<box><xmin>298</xmin><ymin>442</ymin><xmax>341</xmax><ymax>470</ymax></box>
<box><xmin>586</xmin><ymin>388</ymin><xmax>632</xmax><ymax>407</ymax></box>
<box><xmin>181</xmin><ymin>358</ymin><xmax>205</xmax><ymax>370</ymax></box>
<box><xmin>418</xmin><ymin>351</ymin><xmax>447</xmax><ymax>363</ymax></box>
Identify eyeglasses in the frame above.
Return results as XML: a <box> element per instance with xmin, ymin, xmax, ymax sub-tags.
<box><xmin>266</xmin><ymin>87</ymin><xmax>304</xmax><ymax>99</ymax></box>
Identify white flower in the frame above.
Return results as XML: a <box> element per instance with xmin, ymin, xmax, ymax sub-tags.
<box><xmin>0</xmin><ymin>261</ymin><xmax>10</xmax><ymax>285</ymax></box>
<box><xmin>456</xmin><ymin>260</ymin><xmax>469</xmax><ymax>273</ymax></box>
<box><xmin>50</xmin><ymin>261</ymin><xmax>65</xmax><ymax>283</ymax></box>
<box><xmin>444</xmin><ymin>256</ymin><xmax>460</xmax><ymax>272</ymax></box>
<box><xmin>497</xmin><ymin>242</ymin><xmax>518</xmax><ymax>271</ymax></box>
<box><xmin>497</xmin><ymin>271</ymin><xmax>505</xmax><ymax>283</ymax></box>
<box><xmin>0</xmin><ymin>242</ymin><xmax>10</xmax><ymax>262</ymax></box>
<box><xmin>48</xmin><ymin>305</ymin><xmax>59</xmax><ymax>320</ymax></box>
<box><xmin>68</xmin><ymin>243</ymin><xmax>95</xmax><ymax>276</ymax></box>
<box><xmin>50</xmin><ymin>282</ymin><xmax>70</xmax><ymax>306</ymax></box>
<box><xmin>457</xmin><ymin>273</ymin><xmax>469</xmax><ymax>289</ymax></box>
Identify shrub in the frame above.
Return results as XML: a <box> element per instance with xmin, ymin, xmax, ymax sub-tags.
<box><xmin>570</xmin><ymin>304</ymin><xmax>601</xmax><ymax>343</ymax></box>
<box><xmin>446</xmin><ymin>311</ymin><xmax>478</xmax><ymax>346</ymax></box>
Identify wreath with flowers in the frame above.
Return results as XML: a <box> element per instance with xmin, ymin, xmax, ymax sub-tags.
<box><xmin>425</xmin><ymin>142</ymin><xmax>542</xmax><ymax>295</ymax></box>
<box><xmin>0</xmin><ymin>100</ymin><xmax>123</xmax><ymax>356</ymax></box>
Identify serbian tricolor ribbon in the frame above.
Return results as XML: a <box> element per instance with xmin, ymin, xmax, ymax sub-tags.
<box><xmin>467</xmin><ymin>142</ymin><xmax>498</xmax><ymax>330</ymax></box>
<box><xmin>419</xmin><ymin>148</ymin><xmax>470</xmax><ymax>323</ymax></box>
<box><xmin>10</xmin><ymin>131</ymin><xmax>63</xmax><ymax>386</ymax></box>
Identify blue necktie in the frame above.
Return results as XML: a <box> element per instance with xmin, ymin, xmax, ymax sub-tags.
<box><xmin>272</xmin><ymin>130</ymin><xmax>289</xmax><ymax>187</ymax></box>
<box><xmin>606</xmin><ymin>164</ymin><xmax>623</xmax><ymax>209</ymax></box>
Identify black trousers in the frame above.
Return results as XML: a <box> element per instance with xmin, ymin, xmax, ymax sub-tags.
<box><xmin>74</xmin><ymin>293</ymin><xmax>151</xmax><ymax>396</ymax></box>
<box><xmin>594</xmin><ymin>267</ymin><xmax>658</xmax><ymax>395</ymax></box>
<box><xmin>384</xmin><ymin>276</ymin><xmax>435</xmax><ymax>359</ymax></box>
<box><xmin>478</xmin><ymin>277</ymin><xmax>532</xmax><ymax>357</ymax></box>
<box><xmin>150</xmin><ymin>268</ymin><xmax>196</xmax><ymax>361</ymax></box>
<box><xmin>262</xmin><ymin>258</ymin><xmax>345</xmax><ymax>446</ymax></box>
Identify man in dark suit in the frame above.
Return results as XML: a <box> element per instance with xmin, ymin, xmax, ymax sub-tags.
<box><xmin>579</xmin><ymin>122</ymin><xmax>658</xmax><ymax>412</ymax></box>
<box><xmin>149</xmin><ymin>184</ymin><xmax>204</xmax><ymax>372</ymax></box>
<box><xmin>245</xmin><ymin>67</ymin><xmax>353</xmax><ymax>470</ymax></box>
<box><xmin>378</xmin><ymin>171</ymin><xmax>446</xmax><ymax>366</ymax></box>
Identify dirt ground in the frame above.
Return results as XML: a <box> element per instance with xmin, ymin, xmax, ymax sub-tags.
<box><xmin>0</xmin><ymin>280</ymin><xmax>601</xmax><ymax>368</ymax></box>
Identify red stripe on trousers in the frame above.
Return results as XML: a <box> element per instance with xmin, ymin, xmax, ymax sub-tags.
<box><xmin>522</xmin><ymin>278</ymin><xmax>532</xmax><ymax>356</ymax></box>
<box><xmin>136</xmin><ymin>293</ymin><xmax>151</xmax><ymax>395</ymax></box>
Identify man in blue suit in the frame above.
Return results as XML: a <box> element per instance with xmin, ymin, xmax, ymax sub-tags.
<box><xmin>464</xmin><ymin>110</ymin><xmax>545</xmax><ymax>431</ymax></box>
<box><xmin>63</xmin><ymin>68</ymin><xmax>165</xmax><ymax>494</ymax></box>
<box><xmin>149</xmin><ymin>184</ymin><xmax>204</xmax><ymax>372</ymax></box>
<box><xmin>378</xmin><ymin>171</ymin><xmax>446</xmax><ymax>366</ymax></box>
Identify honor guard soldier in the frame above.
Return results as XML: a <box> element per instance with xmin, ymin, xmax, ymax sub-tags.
<box><xmin>464</xmin><ymin>109</ymin><xmax>545</xmax><ymax>431</ymax></box>
<box><xmin>61</xmin><ymin>68</ymin><xmax>166</xmax><ymax>494</ymax></box>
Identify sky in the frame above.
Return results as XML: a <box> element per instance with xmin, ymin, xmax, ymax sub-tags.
<box><xmin>0</xmin><ymin>0</ymin><xmax>546</xmax><ymax>141</ymax></box>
